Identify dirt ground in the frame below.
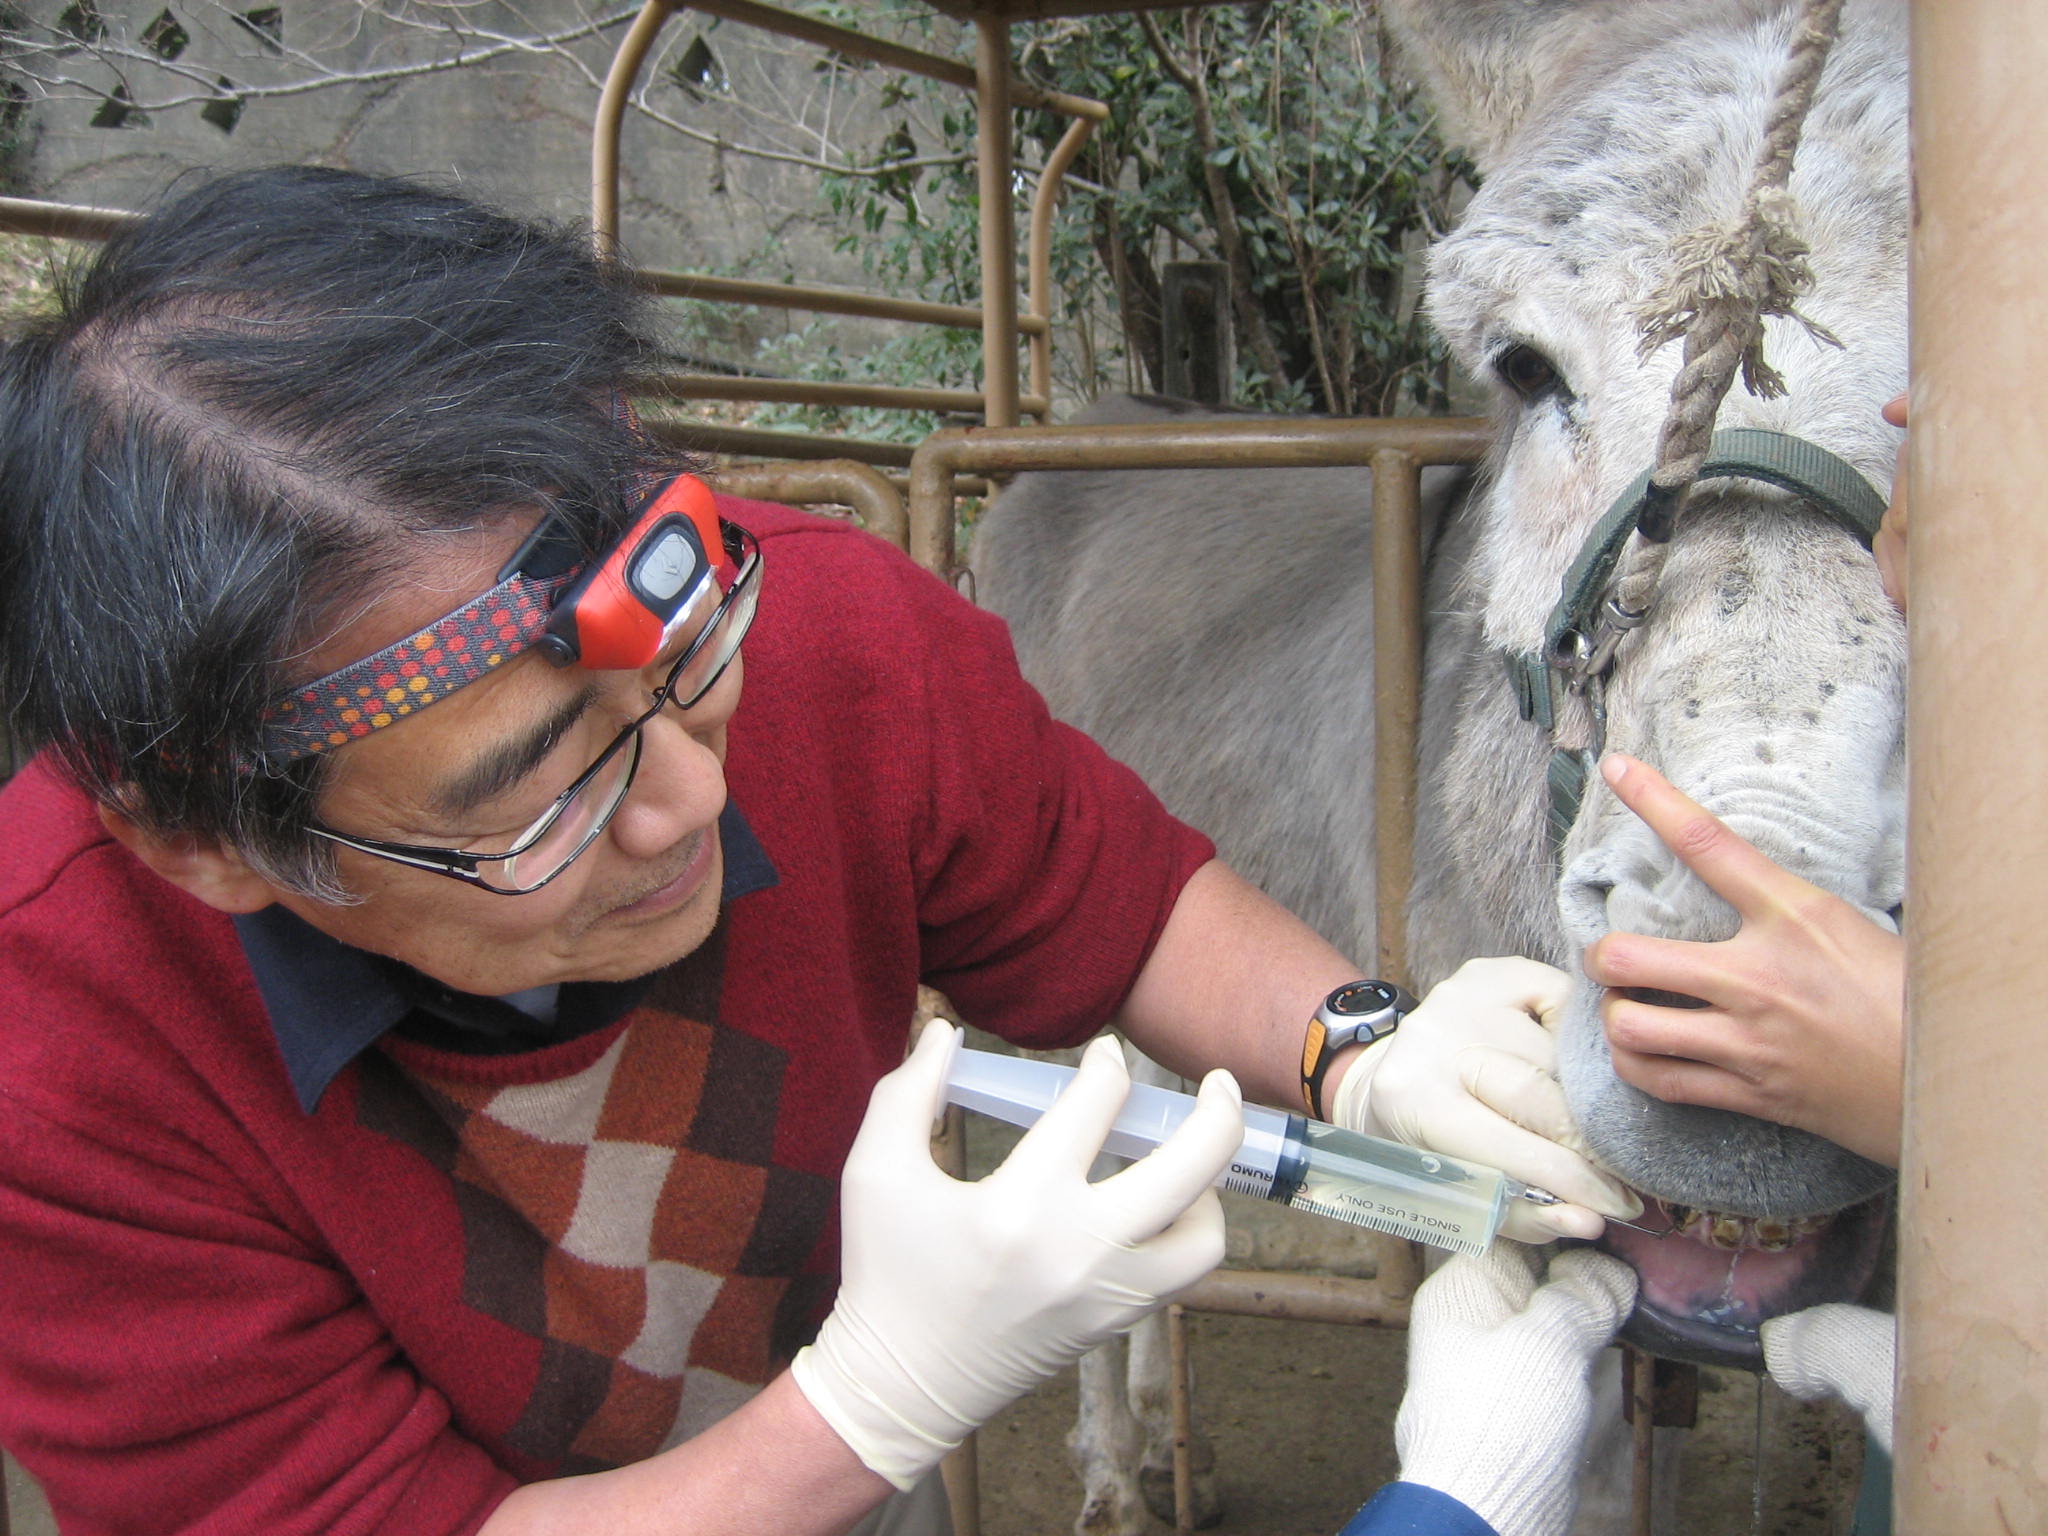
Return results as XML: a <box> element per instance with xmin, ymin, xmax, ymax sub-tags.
<box><xmin>971</xmin><ymin>1306</ymin><xmax>1868</xmax><ymax>1535</ymax></box>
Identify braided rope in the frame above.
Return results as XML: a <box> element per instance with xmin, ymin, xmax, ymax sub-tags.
<box><xmin>1636</xmin><ymin>0</ymin><xmax>1848</xmax><ymax>497</ymax></box>
<box><xmin>1590</xmin><ymin>0</ymin><xmax>1848</xmax><ymax>625</ymax></box>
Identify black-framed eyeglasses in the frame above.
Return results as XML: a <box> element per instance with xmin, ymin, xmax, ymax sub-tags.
<box><xmin>308</xmin><ymin>521</ymin><xmax>761</xmax><ymax>895</ymax></box>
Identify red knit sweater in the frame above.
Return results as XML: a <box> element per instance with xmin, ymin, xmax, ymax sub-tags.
<box><xmin>0</xmin><ymin>499</ymin><xmax>1213</xmax><ymax>1535</ymax></box>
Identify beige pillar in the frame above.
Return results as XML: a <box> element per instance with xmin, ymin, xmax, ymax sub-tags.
<box><xmin>1897</xmin><ymin>5</ymin><xmax>2048</xmax><ymax>1527</ymax></box>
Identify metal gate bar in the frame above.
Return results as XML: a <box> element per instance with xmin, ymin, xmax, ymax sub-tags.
<box><xmin>708</xmin><ymin>460</ymin><xmax>908</xmax><ymax>549</ymax></box>
<box><xmin>907</xmin><ymin>416</ymin><xmax>1490</xmax><ymax>978</ymax></box>
<box><xmin>591</xmin><ymin>0</ymin><xmax>1106</xmax><ymax>433</ymax></box>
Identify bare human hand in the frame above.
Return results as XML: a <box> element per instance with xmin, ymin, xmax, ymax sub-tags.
<box><xmin>1874</xmin><ymin>392</ymin><xmax>1908</xmax><ymax>611</ymax></box>
<box><xmin>1581</xmin><ymin>754</ymin><xmax>1904</xmax><ymax>1166</ymax></box>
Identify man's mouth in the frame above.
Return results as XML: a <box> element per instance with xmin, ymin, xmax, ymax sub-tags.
<box><xmin>602</xmin><ymin>828</ymin><xmax>717</xmax><ymax>922</ymax></box>
<box><xmin>1594</xmin><ymin>1190</ymin><xmax>1891</xmax><ymax>1367</ymax></box>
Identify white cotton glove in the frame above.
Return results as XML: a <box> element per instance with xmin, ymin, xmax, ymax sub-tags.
<box><xmin>1330</xmin><ymin>957</ymin><xmax>1640</xmax><ymax>1240</ymax></box>
<box><xmin>1761</xmin><ymin>1304</ymin><xmax>1895</xmax><ymax>1454</ymax></box>
<box><xmin>791</xmin><ymin>1021</ymin><xmax>1243</xmax><ymax>1490</ymax></box>
<box><xmin>1396</xmin><ymin>1244</ymin><xmax>1638</xmax><ymax>1536</ymax></box>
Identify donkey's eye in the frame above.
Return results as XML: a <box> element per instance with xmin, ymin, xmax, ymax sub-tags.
<box><xmin>1495</xmin><ymin>343</ymin><xmax>1562</xmax><ymax>401</ymax></box>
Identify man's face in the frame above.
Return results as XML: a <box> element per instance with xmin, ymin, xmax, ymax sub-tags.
<box><xmin>267</xmin><ymin>516</ymin><xmax>739</xmax><ymax>996</ymax></box>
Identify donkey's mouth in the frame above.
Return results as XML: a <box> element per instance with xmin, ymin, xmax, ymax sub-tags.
<box><xmin>1591</xmin><ymin>1190</ymin><xmax>1891</xmax><ymax>1368</ymax></box>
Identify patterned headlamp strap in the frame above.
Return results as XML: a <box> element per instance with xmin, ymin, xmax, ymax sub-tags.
<box><xmin>252</xmin><ymin>394</ymin><xmax>674</xmax><ymax>767</ymax></box>
<box><xmin>254</xmin><ymin>565</ymin><xmax>583</xmax><ymax>765</ymax></box>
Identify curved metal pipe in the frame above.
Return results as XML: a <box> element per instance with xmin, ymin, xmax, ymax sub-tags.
<box><xmin>711</xmin><ymin>459</ymin><xmax>908</xmax><ymax>550</ymax></box>
<box><xmin>1026</xmin><ymin>113</ymin><xmax>1100</xmax><ymax>415</ymax></box>
<box><xmin>974</xmin><ymin>15</ymin><xmax>1019</xmax><ymax>428</ymax></box>
<box><xmin>592</xmin><ymin>0</ymin><xmax>676</xmax><ymax>251</ymax></box>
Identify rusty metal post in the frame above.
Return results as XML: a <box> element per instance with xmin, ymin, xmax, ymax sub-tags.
<box><xmin>973</xmin><ymin>15</ymin><xmax>1021</xmax><ymax>428</ymax></box>
<box><xmin>636</xmin><ymin>373</ymin><xmax>1045</xmax><ymax>418</ymax></box>
<box><xmin>1624</xmin><ymin>1346</ymin><xmax>1655</xmax><ymax>1536</ymax></box>
<box><xmin>0</xmin><ymin>196</ymin><xmax>133</xmax><ymax>241</ymax></box>
<box><xmin>1897</xmin><ymin>4</ymin><xmax>2048</xmax><ymax>1529</ymax></box>
<box><xmin>928</xmin><ymin>1098</ymin><xmax>982</xmax><ymax>1536</ymax></box>
<box><xmin>1176</xmin><ymin>1266</ymin><xmax>1415</xmax><ymax>1327</ymax></box>
<box><xmin>1168</xmin><ymin>1304</ymin><xmax>1195</xmax><ymax>1532</ymax></box>
<box><xmin>1370</xmin><ymin>448</ymin><xmax>1424</xmax><ymax>983</ymax></box>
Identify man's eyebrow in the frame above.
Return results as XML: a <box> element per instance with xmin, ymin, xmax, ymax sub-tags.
<box><xmin>429</xmin><ymin>684</ymin><xmax>602</xmax><ymax>820</ymax></box>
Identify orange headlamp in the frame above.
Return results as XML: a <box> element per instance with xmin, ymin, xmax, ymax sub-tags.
<box><xmin>531</xmin><ymin>472</ymin><xmax>725</xmax><ymax>671</ymax></box>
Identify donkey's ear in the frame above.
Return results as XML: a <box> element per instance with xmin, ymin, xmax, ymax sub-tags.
<box><xmin>1382</xmin><ymin>0</ymin><xmax>1644</xmax><ymax>171</ymax></box>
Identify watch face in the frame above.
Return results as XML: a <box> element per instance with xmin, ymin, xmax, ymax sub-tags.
<box><xmin>1327</xmin><ymin>980</ymin><xmax>1403</xmax><ymax>1018</ymax></box>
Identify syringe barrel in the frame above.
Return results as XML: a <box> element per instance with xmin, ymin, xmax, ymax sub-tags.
<box><xmin>1272</xmin><ymin>1118</ymin><xmax>1510</xmax><ymax>1256</ymax></box>
<box><xmin>943</xmin><ymin>1048</ymin><xmax>1511</xmax><ymax>1255</ymax></box>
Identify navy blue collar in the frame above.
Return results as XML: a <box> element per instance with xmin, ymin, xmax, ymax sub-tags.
<box><xmin>235</xmin><ymin>802</ymin><xmax>778</xmax><ymax>1112</ymax></box>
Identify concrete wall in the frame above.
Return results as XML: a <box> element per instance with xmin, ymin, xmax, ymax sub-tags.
<box><xmin>14</xmin><ymin>0</ymin><xmax>932</xmax><ymax>367</ymax></box>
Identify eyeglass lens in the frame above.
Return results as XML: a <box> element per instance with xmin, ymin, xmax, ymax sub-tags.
<box><xmin>476</xmin><ymin>538</ymin><xmax>760</xmax><ymax>892</ymax></box>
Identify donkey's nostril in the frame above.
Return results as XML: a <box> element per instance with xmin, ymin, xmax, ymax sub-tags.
<box><xmin>1622</xmin><ymin>988</ymin><xmax>1711</xmax><ymax>1010</ymax></box>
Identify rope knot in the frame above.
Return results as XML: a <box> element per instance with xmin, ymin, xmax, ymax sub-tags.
<box><xmin>1636</xmin><ymin>186</ymin><xmax>1841</xmax><ymax>401</ymax></box>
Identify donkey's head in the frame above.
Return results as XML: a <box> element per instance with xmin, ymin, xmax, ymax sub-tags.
<box><xmin>1393</xmin><ymin>0</ymin><xmax>1906</xmax><ymax>1361</ymax></box>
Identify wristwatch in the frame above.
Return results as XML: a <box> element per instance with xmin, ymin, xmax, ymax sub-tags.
<box><xmin>1300</xmin><ymin>979</ymin><xmax>1419</xmax><ymax>1119</ymax></box>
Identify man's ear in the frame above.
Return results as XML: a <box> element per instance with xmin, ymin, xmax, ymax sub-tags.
<box><xmin>97</xmin><ymin>802</ymin><xmax>277</xmax><ymax>914</ymax></box>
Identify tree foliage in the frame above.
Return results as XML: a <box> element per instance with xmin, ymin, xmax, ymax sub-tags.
<box><xmin>808</xmin><ymin>0</ymin><xmax>1471</xmax><ymax>417</ymax></box>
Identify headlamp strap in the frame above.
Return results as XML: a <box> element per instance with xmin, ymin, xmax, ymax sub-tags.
<box><xmin>254</xmin><ymin>564</ymin><xmax>582</xmax><ymax>764</ymax></box>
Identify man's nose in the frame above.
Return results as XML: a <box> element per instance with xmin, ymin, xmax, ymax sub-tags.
<box><xmin>606</xmin><ymin>710</ymin><xmax>727</xmax><ymax>859</ymax></box>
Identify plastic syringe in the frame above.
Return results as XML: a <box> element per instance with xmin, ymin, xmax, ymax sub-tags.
<box><xmin>945</xmin><ymin>1048</ymin><xmax>1565</xmax><ymax>1258</ymax></box>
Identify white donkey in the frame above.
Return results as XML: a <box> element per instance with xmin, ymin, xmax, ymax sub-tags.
<box><xmin>972</xmin><ymin>0</ymin><xmax>1906</xmax><ymax>1527</ymax></box>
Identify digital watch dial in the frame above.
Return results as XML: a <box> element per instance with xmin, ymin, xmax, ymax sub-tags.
<box><xmin>1299</xmin><ymin>979</ymin><xmax>1419</xmax><ymax>1118</ymax></box>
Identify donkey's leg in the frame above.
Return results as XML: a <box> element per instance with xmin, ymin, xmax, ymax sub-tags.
<box><xmin>1069</xmin><ymin>1333</ymin><xmax>1155</xmax><ymax>1535</ymax></box>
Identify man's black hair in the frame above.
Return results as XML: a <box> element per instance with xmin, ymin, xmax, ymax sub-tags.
<box><xmin>0</xmin><ymin>165</ymin><xmax>668</xmax><ymax>899</ymax></box>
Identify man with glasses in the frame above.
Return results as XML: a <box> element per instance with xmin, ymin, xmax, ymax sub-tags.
<box><xmin>0</xmin><ymin>168</ymin><xmax>1627</xmax><ymax>1536</ymax></box>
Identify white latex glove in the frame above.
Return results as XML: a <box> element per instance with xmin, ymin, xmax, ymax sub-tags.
<box><xmin>791</xmin><ymin>1021</ymin><xmax>1243</xmax><ymax>1490</ymax></box>
<box><xmin>1330</xmin><ymin>957</ymin><xmax>1640</xmax><ymax>1240</ymax></box>
<box><xmin>1397</xmin><ymin>1243</ymin><xmax>1638</xmax><ymax>1536</ymax></box>
<box><xmin>1761</xmin><ymin>1303</ymin><xmax>1895</xmax><ymax>1454</ymax></box>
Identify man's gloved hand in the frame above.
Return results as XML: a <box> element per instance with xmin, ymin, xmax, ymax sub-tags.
<box><xmin>1395</xmin><ymin>1244</ymin><xmax>1638</xmax><ymax>1536</ymax></box>
<box><xmin>791</xmin><ymin>1021</ymin><xmax>1243</xmax><ymax>1490</ymax></box>
<box><xmin>1329</xmin><ymin>957</ymin><xmax>1640</xmax><ymax>1240</ymax></box>
<box><xmin>1761</xmin><ymin>1304</ymin><xmax>1895</xmax><ymax>1454</ymax></box>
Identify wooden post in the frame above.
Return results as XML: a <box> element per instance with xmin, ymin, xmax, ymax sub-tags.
<box><xmin>1161</xmin><ymin>261</ymin><xmax>1234</xmax><ymax>405</ymax></box>
<box><xmin>1897</xmin><ymin>4</ymin><xmax>2048</xmax><ymax>1528</ymax></box>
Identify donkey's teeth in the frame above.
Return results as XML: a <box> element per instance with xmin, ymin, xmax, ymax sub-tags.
<box><xmin>1646</xmin><ymin>1197</ymin><xmax>1835</xmax><ymax>1253</ymax></box>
